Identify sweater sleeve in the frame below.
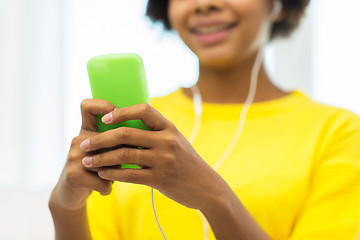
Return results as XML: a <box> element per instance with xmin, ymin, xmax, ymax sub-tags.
<box><xmin>289</xmin><ymin>110</ymin><xmax>360</xmax><ymax>240</ymax></box>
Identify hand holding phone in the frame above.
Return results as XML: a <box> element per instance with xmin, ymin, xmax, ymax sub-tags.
<box><xmin>87</xmin><ymin>53</ymin><xmax>151</xmax><ymax>169</ymax></box>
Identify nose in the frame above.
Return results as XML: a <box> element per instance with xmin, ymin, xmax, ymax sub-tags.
<box><xmin>192</xmin><ymin>0</ymin><xmax>225</xmax><ymax>15</ymax></box>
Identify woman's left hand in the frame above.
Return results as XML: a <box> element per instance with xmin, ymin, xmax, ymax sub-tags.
<box><xmin>80</xmin><ymin>103</ymin><xmax>227</xmax><ymax>211</ymax></box>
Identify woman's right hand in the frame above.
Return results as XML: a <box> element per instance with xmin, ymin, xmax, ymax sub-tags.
<box><xmin>49</xmin><ymin>99</ymin><xmax>117</xmax><ymax>212</ymax></box>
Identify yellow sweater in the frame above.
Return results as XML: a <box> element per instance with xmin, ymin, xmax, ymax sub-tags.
<box><xmin>87</xmin><ymin>89</ymin><xmax>360</xmax><ymax>240</ymax></box>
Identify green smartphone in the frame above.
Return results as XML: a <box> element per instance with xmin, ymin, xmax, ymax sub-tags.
<box><xmin>87</xmin><ymin>53</ymin><xmax>151</xmax><ymax>169</ymax></box>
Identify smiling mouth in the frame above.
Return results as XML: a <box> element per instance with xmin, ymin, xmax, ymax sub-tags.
<box><xmin>190</xmin><ymin>22</ymin><xmax>238</xmax><ymax>35</ymax></box>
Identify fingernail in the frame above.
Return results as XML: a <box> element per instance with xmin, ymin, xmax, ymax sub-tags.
<box><xmin>102</xmin><ymin>112</ymin><xmax>113</xmax><ymax>123</ymax></box>
<box><xmin>80</xmin><ymin>139</ymin><xmax>90</xmax><ymax>151</ymax></box>
<box><xmin>98</xmin><ymin>169</ymin><xmax>105</xmax><ymax>177</ymax></box>
<box><xmin>82</xmin><ymin>156</ymin><xmax>92</xmax><ymax>167</ymax></box>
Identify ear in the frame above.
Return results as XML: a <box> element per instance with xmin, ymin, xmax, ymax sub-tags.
<box><xmin>271</xmin><ymin>0</ymin><xmax>285</xmax><ymax>22</ymax></box>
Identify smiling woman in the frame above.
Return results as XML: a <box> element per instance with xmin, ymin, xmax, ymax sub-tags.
<box><xmin>147</xmin><ymin>0</ymin><xmax>309</xmax><ymax>40</ymax></box>
<box><xmin>48</xmin><ymin>0</ymin><xmax>360</xmax><ymax>240</ymax></box>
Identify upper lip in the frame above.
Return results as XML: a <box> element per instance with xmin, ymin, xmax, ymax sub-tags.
<box><xmin>189</xmin><ymin>20</ymin><xmax>238</xmax><ymax>32</ymax></box>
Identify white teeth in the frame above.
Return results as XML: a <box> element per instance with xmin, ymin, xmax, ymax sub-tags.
<box><xmin>194</xmin><ymin>23</ymin><xmax>234</xmax><ymax>35</ymax></box>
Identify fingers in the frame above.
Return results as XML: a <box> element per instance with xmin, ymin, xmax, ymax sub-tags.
<box><xmin>92</xmin><ymin>178</ymin><xmax>112</xmax><ymax>196</ymax></box>
<box><xmin>102</xmin><ymin>103</ymin><xmax>172</xmax><ymax>131</ymax></box>
<box><xmin>82</xmin><ymin>147</ymin><xmax>155</xmax><ymax>168</ymax></box>
<box><xmin>80</xmin><ymin>127</ymin><xmax>156</xmax><ymax>152</ymax></box>
<box><xmin>84</xmin><ymin>173</ymin><xmax>113</xmax><ymax>196</ymax></box>
<box><xmin>64</xmin><ymin>165</ymin><xmax>113</xmax><ymax>196</ymax></box>
<box><xmin>98</xmin><ymin>168</ymin><xmax>153</xmax><ymax>186</ymax></box>
<box><xmin>81</xmin><ymin>99</ymin><xmax>117</xmax><ymax>131</ymax></box>
<box><xmin>66</xmin><ymin>136</ymin><xmax>113</xmax><ymax>196</ymax></box>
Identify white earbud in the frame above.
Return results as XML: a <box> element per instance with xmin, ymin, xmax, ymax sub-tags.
<box><xmin>270</xmin><ymin>0</ymin><xmax>283</xmax><ymax>21</ymax></box>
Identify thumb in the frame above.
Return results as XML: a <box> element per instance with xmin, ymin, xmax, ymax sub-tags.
<box><xmin>105</xmin><ymin>103</ymin><xmax>170</xmax><ymax>131</ymax></box>
<box><xmin>80</xmin><ymin>99</ymin><xmax>117</xmax><ymax>131</ymax></box>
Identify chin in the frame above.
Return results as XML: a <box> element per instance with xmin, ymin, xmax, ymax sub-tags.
<box><xmin>197</xmin><ymin>51</ymin><xmax>242</xmax><ymax>70</ymax></box>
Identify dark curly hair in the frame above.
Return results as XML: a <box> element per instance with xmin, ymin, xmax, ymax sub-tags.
<box><xmin>146</xmin><ymin>0</ymin><xmax>310</xmax><ymax>40</ymax></box>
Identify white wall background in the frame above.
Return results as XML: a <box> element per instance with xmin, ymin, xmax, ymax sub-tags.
<box><xmin>0</xmin><ymin>0</ymin><xmax>359</xmax><ymax>239</ymax></box>
<box><xmin>313</xmin><ymin>0</ymin><xmax>360</xmax><ymax>113</ymax></box>
<box><xmin>0</xmin><ymin>0</ymin><xmax>64</xmax><ymax>239</ymax></box>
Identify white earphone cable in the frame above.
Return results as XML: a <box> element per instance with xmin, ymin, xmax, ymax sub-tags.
<box><xmin>153</xmin><ymin>48</ymin><xmax>263</xmax><ymax>240</ymax></box>
<box><xmin>191</xmin><ymin>48</ymin><xmax>263</xmax><ymax>240</ymax></box>
<box><xmin>188</xmin><ymin>84</ymin><xmax>203</xmax><ymax>144</ymax></box>
<box><xmin>152</xmin><ymin>187</ymin><xmax>167</xmax><ymax>239</ymax></box>
<box><xmin>212</xmin><ymin>48</ymin><xmax>262</xmax><ymax>171</ymax></box>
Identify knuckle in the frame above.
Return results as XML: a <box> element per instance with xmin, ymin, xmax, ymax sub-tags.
<box><xmin>65</xmin><ymin>167</ymin><xmax>81</xmax><ymax>186</ymax></box>
<box><xmin>67</xmin><ymin>150</ymin><xmax>81</xmax><ymax>162</ymax></box>
<box><xmin>165</xmin><ymin>135</ymin><xmax>178</xmax><ymax>150</ymax></box>
<box><xmin>139</xmin><ymin>103</ymin><xmax>152</xmax><ymax>113</ymax></box>
<box><xmin>80</xmin><ymin>99</ymin><xmax>91</xmax><ymax>110</ymax></box>
<box><xmin>118</xmin><ymin>148</ymin><xmax>130</xmax><ymax>161</ymax></box>
<box><xmin>118</xmin><ymin>127</ymin><xmax>131</xmax><ymax>140</ymax></box>
<box><xmin>162</xmin><ymin>152</ymin><xmax>175</xmax><ymax>163</ymax></box>
<box><xmin>161</xmin><ymin>152</ymin><xmax>176</xmax><ymax>168</ymax></box>
<box><xmin>71</xmin><ymin>136</ymin><xmax>83</xmax><ymax>147</ymax></box>
<box><xmin>167</xmin><ymin>122</ymin><xmax>178</xmax><ymax>132</ymax></box>
<box><xmin>167</xmin><ymin>121</ymin><xmax>175</xmax><ymax>129</ymax></box>
<box><xmin>134</xmin><ymin>150</ymin><xmax>141</xmax><ymax>165</ymax></box>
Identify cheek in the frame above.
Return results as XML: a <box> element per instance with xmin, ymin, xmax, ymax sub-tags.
<box><xmin>168</xmin><ymin>2</ymin><xmax>196</xmax><ymax>50</ymax></box>
<box><xmin>230</xmin><ymin>0</ymin><xmax>272</xmax><ymax>46</ymax></box>
<box><xmin>168</xmin><ymin>2</ymin><xmax>187</xmax><ymax>31</ymax></box>
<box><xmin>168</xmin><ymin>0</ymin><xmax>272</xmax><ymax>67</ymax></box>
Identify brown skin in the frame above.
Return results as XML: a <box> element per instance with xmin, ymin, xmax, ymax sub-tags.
<box><xmin>169</xmin><ymin>0</ymin><xmax>288</xmax><ymax>103</ymax></box>
<box><xmin>49</xmin><ymin>100</ymin><xmax>114</xmax><ymax>240</ymax></box>
<box><xmin>50</xmin><ymin>100</ymin><xmax>271</xmax><ymax>240</ymax></box>
<box><xmin>50</xmin><ymin>0</ymin><xmax>289</xmax><ymax>239</ymax></box>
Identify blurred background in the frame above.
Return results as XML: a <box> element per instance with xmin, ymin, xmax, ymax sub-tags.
<box><xmin>0</xmin><ymin>0</ymin><xmax>359</xmax><ymax>239</ymax></box>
